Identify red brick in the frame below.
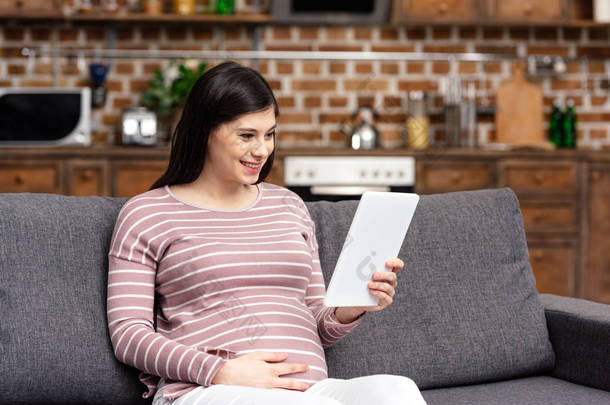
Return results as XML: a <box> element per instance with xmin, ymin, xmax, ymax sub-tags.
<box><xmin>140</xmin><ymin>27</ymin><xmax>160</xmax><ymax>40</ymax></box>
<box><xmin>380</xmin><ymin>62</ymin><xmax>399</xmax><ymax>74</ymax></box>
<box><xmin>114</xmin><ymin>63</ymin><xmax>134</xmax><ymax>75</ymax></box>
<box><xmin>276</xmin><ymin>62</ymin><xmax>293</xmax><ymax>74</ymax></box>
<box><xmin>130</xmin><ymin>79</ymin><xmax>149</xmax><ymax>92</ymax></box>
<box><xmin>113</xmin><ymin>97</ymin><xmax>133</xmax><ymax>109</ymax></box>
<box><xmin>7</xmin><ymin>64</ymin><xmax>25</xmax><ymax>75</ymax></box>
<box><xmin>330</xmin><ymin>63</ymin><xmax>346</xmax><ymax>74</ymax></box>
<box><xmin>102</xmin><ymin>114</ymin><xmax>120</xmax><ymax>126</ymax></box>
<box><xmin>265</xmin><ymin>45</ymin><xmax>312</xmax><ymax>51</ymax></box>
<box><xmin>344</xmin><ymin>78</ymin><xmax>388</xmax><ymax>92</ymax></box>
<box><xmin>407</xmin><ymin>62</ymin><xmax>425</xmax><ymax>74</ymax></box>
<box><xmin>277</xmin><ymin>96</ymin><xmax>295</xmax><ymax>108</ymax></box>
<box><xmin>534</xmin><ymin>27</ymin><xmax>558</xmax><ymax>41</ymax></box>
<box><xmin>59</xmin><ymin>28</ymin><xmax>78</xmax><ymax>41</ymax></box>
<box><xmin>329</xmin><ymin>96</ymin><xmax>348</xmax><ymax>107</ymax></box>
<box><xmin>577</xmin><ymin>46</ymin><xmax>610</xmax><ymax>58</ymax></box>
<box><xmin>459</xmin><ymin>27</ymin><xmax>477</xmax><ymax>39</ymax></box>
<box><xmin>292</xmin><ymin>80</ymin><xmax>336</xmax><ymax>91</ymax></box>
<box><xmin>319</xmin><ymin>45</ymin><xmax>362</xmax><ymax>52</ymax></box>
<box><xmin>166</xmin><ymin>27</ymin><xmax>187</xmax><ymax>40</ymax></box>
<box><xmin>357</xmin><ymin>96</ymin><xmax>375</xmax><ymax>106</ymax></box>
<box><xmin>482</xmin><ymin>27</ymin><xmax>503</xmax><ymax>40</ymax></box>
<box><xmin>372</xmin><ymin>45</ymin><xmax>414</xmax><ymax>52</ymax></box>
<box><xmin>106</xmin><ymin>80</ymin><xmax>123</xmax><ymax>92</ymax></box>
<box><xmin>116</xmin><ymin>28</ymin><xmax>133</xmax><ymax>41</ymax></box>
<box><xmin>432</xmin><ymin>61</ymin><xmax>450</xmax><ymax>74</ymax></box>
<box><xmin>378</xmin><ymin>113</ymin><xmax>406</xmax><ymax>124</ymax></box>
<box><xmin>380</xmin><ymin>129</ymin><xmax>402</xmax><ymax>143</ymax></box>
<box><xmin>578</xmin><ymin>113</ymin><xmax>610</xmax><ymax>122</ymax></box>
<box><xmin>550</xmin><ymin>79</ymin><xmax>582</xmax><ymax>90</ymax></box>
<box><xmin>482</xmin><ymin>61</ymin><xmax>502</xmax><ymax>73</ymax></box>
<box><xmin>432</xmin><ymin>27</ymin><xmax>451</xmax><ymax>39</ymax></box>
<box><xmin>225</xmin><ymin>28</ymin><xmax>241</xmax><ymax>40</ymax></box>
<box><xmin>320</xmin><ymin>113</ymin><xmax>349</xmax><ymax>124</ymax></box>
<box><xmin>406</xmin><ymin>28</ymin><xmax>426</xmax><ymax>40</ymax></box>
<box><xmin>277</xmin><ymin>113</ymin><xmax>312</xmax><ymax>124</ymax></box>
<box><xmin>423</xmin><ymin>45</ymin><xmax>466</xmax><ymax>53</ymax></box>
<box><xmin>304</xmin><ymin>96</ymin><xmax>321</xmax><ymax>108</ymax></box>
<box><xmin>298</xmin><ymin>27</ymin><xmax>318</xmax><ymax>40</ymax></box>
<box><xmin>509</xmin><ymin>27</ymin><xmax>529</xmax><ymax>40</ymax></box>
<box><xmin>272</xmin><ymin>27</ymin><xmax>291</xmax><ymax>40</ymax></box>
<box><xmin>588</xmin><ymin>62</ymin><xmax>606</xmax><ymax>74</ymax></box>
<box><xmin>326</xmin><ymin>27</ymin><xmax>347</xmax><ymax>40</ymax></box>
<box><xmin>143</xmin><ymin>63</ymin><xmax>162</xmax><ymax>74</ymax></box>
<box><xmin>459</xmin><ymin>62</ymin><xmax>477</xmax><ymax>74</ymax></box>
<box><xmin>398</xmin><ymin>81</ymin><xmax>438</xmax><ymax>91</ymax></box>
<box><xmin>276</xmin><ymin>130</ymin><xmax>322</xmax><ymax>142</ymax></box>
<box><xmin>30</xmin><ymin>28</ymin><xmax>51</xmax><ymax>41</ymax></box>
<box><xmin>380</xmin><ymin>28</ymin><xmax>399</xmax><ymax>40</ymax></box>
<box><xmin>527</xmin><ymin>45</ymin><xmax>569</xmax><ymax>56</ymax></box>
<box><xmin>85</xmin><ymin>27</ymin><xmax>104</xmax><ymax>41</ymax></box>
<box><xmin>354</xmin><ymin>27</ymin><xmax>372</xmax><ymax>40</ymax></box>
<box><xmin>475</xmin><ymin>45</ymin><xmax>517</xmax><ymax>55</ymax></box>
<box><xmin>302</xmin><ymin>62</ymin><xmax>321</xmax><ymax>75</ymax></box>
<box><xmin>19</xmin><ymin>80</ymin><xmax>53</xmax><ymax>87</ymax></box>
<box><xmin>590</xmin><ymin>95</ymin><xmax>607</xmax><ymax>106</ymax></box>
<box><xmin>3</xmin><ymin>28</ymin><xmax>24</xmax><ymax>41</ymax></box>
<box><xmin>563</xmin><ymin>27</ymin><xmax>582</xmax><ymax>41</ymax></box>
<box><xmin>588</xmin><ymin>27</ymin><xmax>609</xmax><ymax>41</ymax></box>
<box><xmin>590</xmin><ymin>129</ymin><xmax>607</xmax><ymax>139</ymax></box>
<box><xmin>193</xmin><ymin>27</ymin><xmax>213</xmax><ymax>40</ymax></box>
<box><xmin>355</xmin><ymin>62</ymin><xmax>373</xmax><ymax>74</ymax></box>
<box><xmin>383</xmin><ymin>96</ymin><xmax>402</xmax><ymax>108</ymax></box>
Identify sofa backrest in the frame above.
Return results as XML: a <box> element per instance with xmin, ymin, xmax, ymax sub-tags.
<box><xmin>306</xmin><ymin>187</ymin><xmax>554</xmax><ymax>389</ymax></box>
<box><xmin>0</xmin><ymin>188</ymin><xmax>554</xmax><ymax>404</ymax></box>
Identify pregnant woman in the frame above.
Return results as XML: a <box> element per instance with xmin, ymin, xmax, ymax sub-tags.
<box><xmin>107</xmin><ymin>61</ymin><xmax>426</xmax><ymax>405</ymax></box>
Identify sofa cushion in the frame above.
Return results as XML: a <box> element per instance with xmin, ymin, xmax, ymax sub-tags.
<box><xmin>422</xmin><ymin>376</ymin><xmax>610</xmax><ymax>405</ymax></box>
<box><xmin>306</xmin><ymin>188</ymin><xmax>555</xmax><ymax>389</ymax></box>
<box><xmin>0</xmin><ymin>193</ymin><xmax>147</xmax><ymax>404</ymax></box>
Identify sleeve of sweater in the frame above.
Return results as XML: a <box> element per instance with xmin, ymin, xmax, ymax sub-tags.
<box><xmin>106</xmin><ymin>201</ymin><xmax>227</xmax><ymax>398</ymax></box>
<box><xmin>298</xmin><ymin>200</ymin><xmax>366</xmax><ymax>348</ymax></box>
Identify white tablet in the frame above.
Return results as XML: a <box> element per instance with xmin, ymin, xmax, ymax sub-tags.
<box><xmin>323</xmin><ymin>191</ymin><xmax>420</xmax><ymax>307</ymax></box>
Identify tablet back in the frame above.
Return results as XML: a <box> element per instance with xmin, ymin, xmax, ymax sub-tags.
<box><xmin>323</xmin><ymin>191</ymin><xmax>419</xmax><ymax>307</ymax></box>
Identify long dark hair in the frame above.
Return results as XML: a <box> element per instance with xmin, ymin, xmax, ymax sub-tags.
<box><xmin>149</xmin><ymin>61</ymin><xmax>279</xmax><ymax>190</ymax></box>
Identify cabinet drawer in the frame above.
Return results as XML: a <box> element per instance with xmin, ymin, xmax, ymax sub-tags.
<box><xmin>113</xmin><ymin>161</ymin><xmax>168</xmax><ymax>197</ymax></box>
<box><xmin>500</xmin><ymin>161</ymin><xmax>577</xmax><ymax>194</ymax></box>
<box><xmin>67</xmin><ymin>160</ymin><xmax>109</xmax><ymax>196</ymax></box>
<box><xmin>396</xmin><ymin>0</ymin><xmax>481</xmax><ymax>20</ymax></box>
<box><xmin>417</xmin><ymin>161</ymin><xmax>493</xmax><ymax>193</ymax></box>
<box><xmin>493</xmin><ymin>0</ymin><xmax>566</xmax><ymax>20</ymax></box>
<box><xmin>520</xmin><ymin>201</ymin><xmax>576</xmax><ymax>232</ymax></box>
<box><xmin>528</xmin><ymin>241</ymin><xmax>576</xmax><ymax>297</ymax></box>
<box><xmin>0</xmin><ymin>163</ymin><xmax>61</xmax><ymax>193</ymax></box>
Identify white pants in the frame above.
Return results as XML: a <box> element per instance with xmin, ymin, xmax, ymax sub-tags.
<box><xmin>152</xmin><ymin>374</ymin><xmax>427</xmax><ymax>405</ymax></box>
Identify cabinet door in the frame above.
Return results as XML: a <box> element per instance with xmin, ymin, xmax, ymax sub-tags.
<box><xmin>0</xmin><ymin>161</ymin><xmax>63</xmax><ymax>194</ymax></box>
<box><xmin>67</xmin><ymin>160</ymin><xmax>109</xmax><ymax>196</ymax></box>
<box><xmin>499</xmin><ymin>160</ymin><xmax>577</xmax><ymax>197</ymax></box>
<box><xmin>528</xmin><ymin>239</ymin><xmax>577</xmax><ymax>297</ymax></box>
<box><xmin>416</xmin><ymin>160</ymin><xmax>494</xmax><ymax>194</ymax></box>
<box><xmin>112</xmin><ymin>161</ymin><xmax>168</xmax><ymax>197</ymax></box>
<box><xmin>393</xmin><ymin>0</ymin><xmax>482</xmax><ymax>22</ymax></box>
<box><xmin>586</xmin><ymin>165</ymin><xmax>610</xmax><ymax>304</ymax></box>
<box><xmin>493</xmin><ymin>0</ymin><xmax>566</xmax><ymax>20</ymax></box>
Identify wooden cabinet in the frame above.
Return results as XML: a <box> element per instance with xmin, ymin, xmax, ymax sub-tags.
<box><xmin>0</xmin><ymin>160</ymin><xmax>63</xmax><ymax>194</ymax></box>
<box><xmin>393</xmin><ymin>0</ymin><xmax>485</xmax><ymax>22</ymax></box>
<box><xmin>491</xmin><ymin>0</ymin><xmax>567</xmax><ymax>21</ymax></box>
<box><xmin>585</xmin><ymin>164</ymin><xmax>610</xmax><ymax>304</ymax></box>
<box><xmin>416</xmin><ymin>160</ymin><xmax>494</xmax><ymax>193</ymax></box>
<box><xmin>0</xmin><ymin>147</ymin><xmax>609</xmax><ymax>304</ymax></box>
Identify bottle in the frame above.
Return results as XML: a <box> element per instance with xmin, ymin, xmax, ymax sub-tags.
<box><xmin>549</xmin><ymin>99</ymin><xmax>563</xmax><ymax>148</ymax></box>
<box><xmin>406</xmin><ymin>91</ymin><xmax>429</xmax><ymax>149</ymax></box>
<box><xmin>216</xmin><ymin>0</ymin><xmax>234</xmax><ymax>14</ymax></box>
<box><xmin>562</xmin><ymin>98</ymin><xmax>577</xmax><ymax>149</ymax></box>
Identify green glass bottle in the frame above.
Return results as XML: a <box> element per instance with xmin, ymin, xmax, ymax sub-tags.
<box><xmin>216</xmin><ymin>0</ymin><xmax>234</xmax><ymax>14</ymax></box>
<box><xmin>562</xmin><ymin>98</ymin><xmax>577</xmax><ymax>149</ymax></box>
<box><xmin>549</xmin><ymin>98</ymin><xmax>563</xmax><ymax>148</ymax></box>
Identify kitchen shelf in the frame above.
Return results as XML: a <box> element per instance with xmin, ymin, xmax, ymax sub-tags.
<box><xmin>0</xmin><ymin>11</ymin><xmax>272</xmax><ymax>24</ymax></box>
<box><xmin>1</xmin><ymin>10</ymin><xmax>610</xmax><ymax>27</ymax></box>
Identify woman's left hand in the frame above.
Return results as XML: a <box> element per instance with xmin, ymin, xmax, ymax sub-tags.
<box><xmin>334</xmin><ymin>258</ymin><xmax>404</xmax><ymax>323</ymax></box>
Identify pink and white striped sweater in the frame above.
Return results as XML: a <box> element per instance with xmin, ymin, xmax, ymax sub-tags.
<box><xmin>107</xmin><ymin>182</ymin><xmax>365</xmax><ymax>401</ymax></box>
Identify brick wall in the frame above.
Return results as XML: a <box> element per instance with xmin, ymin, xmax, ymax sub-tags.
<box><xmin>1</xmin><ymin>23</ymin><xmax>609</xmax><ymax>149</ymax></box>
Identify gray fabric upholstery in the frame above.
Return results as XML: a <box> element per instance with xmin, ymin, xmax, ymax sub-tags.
<box><xmin>1</xmin><ymin>188</ymin><xmax>602</xmax><ymax>404</ymax></box>
<box><xmin>306</xmin><ymin>188</ymin><xmax>555</xmax><ymax>389</ymax></box>
<box><xmin>0</xmin><ymin>193</ymin><xmax>142</xmax><ymax>404</ymax></box>
<box><xmin>422</xmin><ymin>376</ymin><xmax>610</xmax><ymax>405</ymax></box>
<box><xmin>540</xmin><ymin>293</ymin><xmax>610</xmax><ymax>391</ymax></box>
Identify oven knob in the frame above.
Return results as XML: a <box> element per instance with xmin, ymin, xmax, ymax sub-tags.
<box><xmin>295</xmin><ymin>170</ymin><xmax>301</xmax><ymax>178</ymax></box>
<box><xmin>398</xmin><ymin>170</ymin><xmax>405</xmax><ymax>178</ymax></box>
<box><xmin>360</xmin><ymin>170</ymin><xmax>367</xmax><ymax>178</ymax></box>
<box><xmin>308</xmin><ymin>170</ymin><xmax>315</xmax><ymax>178</ymax></box>
<box><xmin>373</xmin><ymin>170</ymin><xmax>379</xmax><ymax>177</ymax></box>
<box><xmin>385</xmin><ymin>170</ymin><xmax>392</xmax><ymax>178</ymax></box>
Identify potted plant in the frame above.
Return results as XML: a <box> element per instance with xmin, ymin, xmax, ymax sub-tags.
<box><xmin>141</xmin><ymin>59</ymin><xmax>207</xmax><ymax>144</ymax></box>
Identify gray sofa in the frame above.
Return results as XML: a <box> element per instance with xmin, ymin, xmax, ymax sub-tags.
<box><xmin>0</xmin><ymin>188</ymin><xmax>608</xmax><ymax>404</ymax></box>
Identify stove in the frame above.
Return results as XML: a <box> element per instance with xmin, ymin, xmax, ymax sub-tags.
<box><xmin>283</xmin><ymin>156</ymin><xmax>416</xmax><ymax>202</ymax></box>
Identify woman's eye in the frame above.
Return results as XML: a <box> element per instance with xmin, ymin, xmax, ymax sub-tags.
<box><xmin>240</xmin><ymin>134</ymin><xmax>254</xmax><ymax>139</ymax></box>
<box><xmin>266</xmin><ymin>131</ymin><xmax>276</xmax><ymax>138</ymax></box>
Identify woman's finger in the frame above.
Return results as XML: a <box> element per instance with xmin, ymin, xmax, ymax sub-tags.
<box><xmin>373</xmin><ymin>271</ymin><xmax>397</xmax><ymax>287</ymax></box>
<box><xmin>368</xmin><ymin>281</ymin><xmax>395</xmax><ymax>297</ymax></box>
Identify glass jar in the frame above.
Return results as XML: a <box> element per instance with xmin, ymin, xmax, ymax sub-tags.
<box><xmin>406</xmin><ymin>91</ymin><xmax>429</xmax><ymax>149</ymax></box>
<box><xmin>174</xmin><ymin>0</ymin><xmax>195</xmax><ymax>14</ymax></box>
<box><xmin>142</xmin><ymin>0</ymin><xmax>162</xmax><ymax>15</ymax></box>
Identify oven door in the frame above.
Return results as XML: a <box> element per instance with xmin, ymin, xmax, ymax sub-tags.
<box><xmin>287</xmin><ymin>185</ymin><xmax>415</xmax><ymax>202</ymax></box>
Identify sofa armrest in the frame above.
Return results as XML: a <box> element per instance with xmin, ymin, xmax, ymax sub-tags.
<box><xmin>539</xmin><ymin>293</ymin><xmax>610</xmax><ymax>391</ymax></box>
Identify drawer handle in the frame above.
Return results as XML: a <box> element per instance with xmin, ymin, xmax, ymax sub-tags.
<box><xmin>450</xmin><ymin>173</ymin><xmax>461</xmax><ymax>183</ymax></box>
<box><xmin>438</xmin><ymin>2</ymin><xmax>448</xmax><ymax>14</ymax></box>
<box><xmin>534</xmin><ymin>173</ymin><xmax>544</xmax><ymax>184</ymax></box>
<box><xmin>524</xmin><ymin>2</ymin><xmax>533</xmax><ymax>15</ymax></box>
<box><xmin>533</xmin><ymin>251</ymin><xmax>544</xmax><ymax>261</ymax></box>
<box><xmin>14</xmin><ymin>173</ymin><xmax>24</xmax><ymax>185</ymax></box>
<box><xmin>533</xmin><ymin>211</ymin><xmax>544</xmax><ymax>222</ymax></box>
<box><xmin>80</xmin><ymin>170</ymin><xmax>95</xmax><ymax>181</ymax></box>
<box><xmin>591</xmin><ymin>170</ymin><xmax>602</xmax><ymax>182</ymax></box>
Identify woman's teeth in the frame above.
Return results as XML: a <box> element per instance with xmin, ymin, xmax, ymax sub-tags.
<box><xmin>241</xmin><ymin>161</ymin><xmax>260</xmax><ymax>168</ymax></box>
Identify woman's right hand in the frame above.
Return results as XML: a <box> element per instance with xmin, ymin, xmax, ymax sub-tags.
<box><xmin>210</xmin><ymin>351</ymin><xmax>310</xmax><ymax>391</ymax></box>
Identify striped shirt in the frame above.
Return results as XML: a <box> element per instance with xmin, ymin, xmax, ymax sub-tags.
<box><xmin>107</xmin><ymin>182</ymin><xmax>365</xmax><ymax>401</ymax></box>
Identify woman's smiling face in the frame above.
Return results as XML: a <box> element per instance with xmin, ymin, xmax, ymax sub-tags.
<box><xmin>204</xmin><ymin>106</ymin><xmax>276</xmax><ymax>186</ymax></box>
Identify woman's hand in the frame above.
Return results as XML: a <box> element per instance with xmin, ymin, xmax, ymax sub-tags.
<box><xmin>211</xmin><ymin>351</ymin><xmax>310</xmax><ymax>391</ymax></box>
<box><xmin>334</xmin><ymin>258</ymin><xmax>404</xmax><ymax>323</ymax></box>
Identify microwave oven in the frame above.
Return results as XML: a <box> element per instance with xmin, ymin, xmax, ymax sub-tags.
<box><xmin>271</xmin><ymin>0</ymin><xmax>391</xmax><ymax>25</ymax></box>
<box><xmin>0</xmin><ymin>87</ymin><xmax>91</xmax><ymax>147</ymax></box>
